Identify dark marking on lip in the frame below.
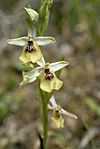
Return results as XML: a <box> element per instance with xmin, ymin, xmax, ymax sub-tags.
<box><xmin>45</xmin><ymin>69</ymin><xmax>54</xmax><ymax>80</ymax></box>
<box><xmin>45</xmin><ymin>69</ymin><xmax>49</xmax><ymax>73</ymax></box>
<box><xmin>25</xmin><ymin>40</ymin><xmax>36</xmax><ymax>53</ymax></box>
<box><xmin>54</xmin><ymin>109</ymin><xmax>61</xmax><ymax>118</ymax></box>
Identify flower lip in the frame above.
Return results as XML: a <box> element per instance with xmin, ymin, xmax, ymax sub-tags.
<box><xmin>25</xmin><ymin>39</ymin><xmax>36</xmax><ymax>53</ymax></box>
<box><xmin>54</xmin><ymin>106</ymin><xmax>62</xmax><ymax>119</ymax></box>
<box><xmin>45</xmin><ymin>71</ymin><xmax>54</xmax><ymax>80</ymax></box>
<box><xmin>44</xmin><ymin>63</ymin><xmax>54</xmax><ymax>80</ymax></box>
<box><xmin>28</xmin><ymin>40</ymin><xmax>33</xmax><ymax>44</ymax></box>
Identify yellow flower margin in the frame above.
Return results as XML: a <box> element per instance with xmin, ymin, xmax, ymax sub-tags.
<box><xmin>40</xmin><ymin>64</ymin><xmax>63</xmax><ymax>93</ymax></box>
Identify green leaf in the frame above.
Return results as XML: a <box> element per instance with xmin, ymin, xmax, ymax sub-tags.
<box><xmin>7</xmin><ymin>37</ymin><xmax>28</xmax><ymax>46</ymax></box>
<box><xmin>34</xmin><ymin>36</ymin><xmax>56</xmax><ymax>46</ymax></box>
<box><xmin>40</xmin><ymin>6</ymin><xmax>50</xmax><ymax>35</ymax></box>
<box><xmin>24</xmin><ymin>7</ymin><xmax>38</xmax><ymax>24</ymax></box>
<box><xmin>38</xmin><ymin>0</ymin><xmax>53</xmax><ymax>35</ymax></box>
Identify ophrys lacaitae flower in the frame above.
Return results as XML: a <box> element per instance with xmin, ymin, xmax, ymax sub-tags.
<box><xmin>20</xmin><ymin>61</ymin><xmax>69</xmax><ymax>93</ymax></box>
<box><xmin>48</xmin><ymin>96</ymin><xmax>78</xmax><ymax>128</ymax></box>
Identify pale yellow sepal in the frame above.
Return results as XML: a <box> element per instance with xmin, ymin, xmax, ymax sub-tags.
<box><xmin>19</xmin><ymin>42</ymin><xmax>42</xmax><ymax>64</ymax></box>
<box><xmin>51</xmin><ymin>116</ymin><xmax>64</xmax><ymax>128</ymax></box>
<box><xmin>40</xmin><ymin>70</ymin><xmax>63</xmax><ymax>93</ymax></box>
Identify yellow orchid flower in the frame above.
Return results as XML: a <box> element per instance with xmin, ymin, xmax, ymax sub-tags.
<box><xmin>19</xmin><ymin>35</ymin><xmax>42</xmax><ymax>63</ymax></box>
<box><xmin>20</xmin><ymin>61</ymin><xmax>69</xmax><ymax>92</ymax></box>
<box><xmin>48</xmin><ymin>96</ymin><xmax>78</xmax><ymax>128</ymax></box>
<box><xmin>40</xmin><ymin>63</ymin><xmax>63</xmax><ymax>93</ymax></box>
<box><xmin>51</xmin><ymin>106</ymin><xmax>64</xmax><ymax>128</ymax></box>
<box><xmin>7</xmin><ymin>18</ymin><xmax>55</xmax><ymax>64</ymax></box>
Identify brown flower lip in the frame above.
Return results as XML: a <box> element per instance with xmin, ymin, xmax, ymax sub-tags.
<box><xmin>45</xmin><ymin>69</ymin><xmax>54</xmax><ymax>80</ymax></box>
<box><xmin>54</xmin><ymin>109</ymin><xmax>61</xmax><ymax>118</ymax></box>
<box><xmin>25</xmin><ymin>41</ymin><xmax>36</xmax><ymax>53</ymax></box>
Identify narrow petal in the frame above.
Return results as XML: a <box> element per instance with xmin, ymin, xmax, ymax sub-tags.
<box><xmin>34</xmin><ymin>36</ymin><xmax>56</xmax><ymax>46</ymax></box>
<box><xmin>61</xmin><ymin>108</ymin><xmax>78</xmax><ymax>119</ymax></box>
<box><xmin>7</xmin><ymin>37</ymin><xmax>28</xmax><ymax>46</ymax></box>
<box><xmin>24</xmin><ymin>7</ymin><xmax>38</xmax><ymax>24</ymax></box>
<box><xmin>37</xmin><ymin>56</ymin><xmax>45</xmax><ymax>67</ymax></box>
<box><xmin>19</xmin><ymin>42</ymin><xmax>42</xmax><ymax>64</ymax></box>
<box><xmin>50</xmin><ymin>61</ymin><xmax>69</xmax><ymax>72</ymax></box>
<box><xmin>25</xmin><ymin>19</ymin><xmax>36</xmax><ymax>37</ymax></box>
<box><xmin>49</xmin><ymin>96</ymin><xmax>57</xmax><ymax>107</ymax></box>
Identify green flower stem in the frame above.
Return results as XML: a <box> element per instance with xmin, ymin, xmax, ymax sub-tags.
<box><xmin>37</xmin><ymin>1</ymin><xmax>54</xmax><ymax>148</ymax></box>
<box><xmin>39</xmin><ymin>79</ymin><xmax>53</xmax><ymax>149</ymax></box>
<box><xmin>39</xmin><ymin>87</ymin><xmax>48</xmax><ymax>149</ymax></box>
<box><xmin>42</xmin><ymin>97</ymin><xmax>48</xmax><ymax>149</ymax></box>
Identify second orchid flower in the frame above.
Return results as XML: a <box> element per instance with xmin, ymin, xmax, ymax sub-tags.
<box><xmin>20</xmin><ymin>61</ymin><xmax>69</xmax><ymax>93</ymax></box>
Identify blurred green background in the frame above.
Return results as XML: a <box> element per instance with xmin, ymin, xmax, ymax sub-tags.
<box><xmin>0</xmin><ymin>0</ymin><xmax>100</xmax><ymax>149</ymax></box>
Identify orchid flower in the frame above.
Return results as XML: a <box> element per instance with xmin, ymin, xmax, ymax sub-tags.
<box><xmin>48</xmin><ymin>96</ymin><xmax>78</xmax><ymax>128</ymax></box>
<box><xmin>7</xmin><ymin>8</ymin><xmax>55</xmax><ymax>64</ymax></box>
<box><xmin>20</xmin><ymin>61</ymin><xmax>69</xmax><ymax>93</ymax></box>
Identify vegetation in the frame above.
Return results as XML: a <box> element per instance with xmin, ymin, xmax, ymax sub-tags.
<box><xmin>0</xmin><ymin>0</ymin><xmax>100</xmax><ymax>149</ymax></box>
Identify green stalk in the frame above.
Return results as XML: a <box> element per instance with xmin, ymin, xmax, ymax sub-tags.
<box><xmin>39</xmin><ymin>87</ymin><xmax>48</xmax><ymax>149</ymax></box>
<box><xmin>42</xmin><ymin>97</ymin><xmax>48</xmax><ymax>149</ymax></box>
<box><xmin>37</xmin><ymin>1</ymin><xmax>53</xmax><ymax>148</ymax></box>
<box><xmin>39</xmin><ymin>82</ymin><xmax>53</xmax><ymax>149</ymax></box>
